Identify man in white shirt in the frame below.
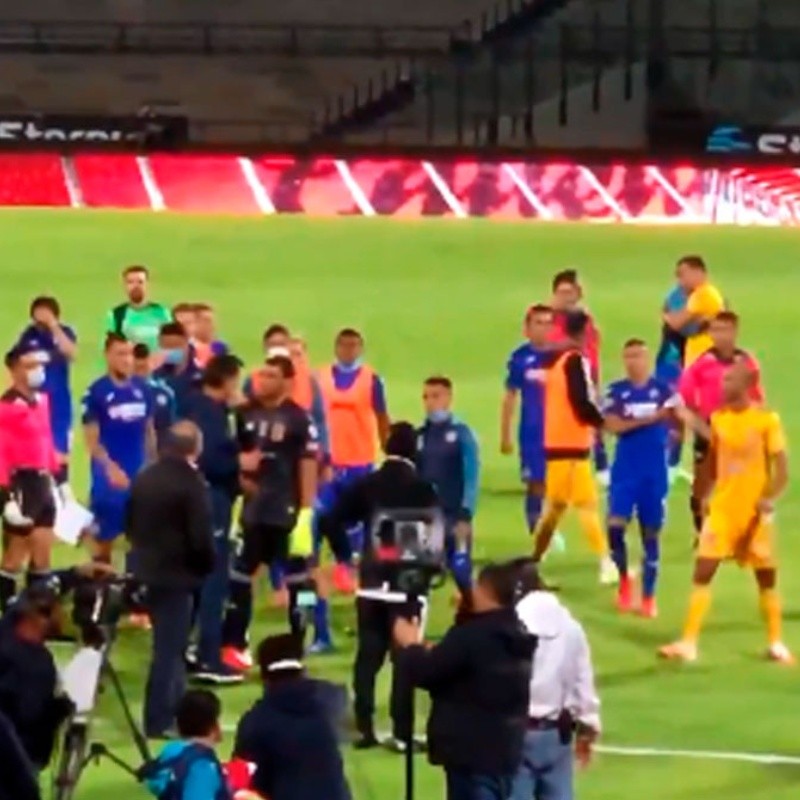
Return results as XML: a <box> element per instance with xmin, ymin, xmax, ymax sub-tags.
<box><xmin>513</xmin><ymin>562</ymin><xmax>601</xmax><ymax>800</ymax></box>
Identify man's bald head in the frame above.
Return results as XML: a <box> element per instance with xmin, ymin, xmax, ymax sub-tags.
<box><xmin>722</xmin><ymin>361</ymin><xmax>757</xmax><ymax>404</ymax></box>
<box><xmin>166</xmin><ymin>420</ymin><xmax>203</xmax><ymax>460</ymax></box>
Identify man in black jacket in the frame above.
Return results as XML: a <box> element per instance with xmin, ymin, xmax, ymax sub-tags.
<box><xmin>233</xmin><ymin>633</ymin><xmax>351</xmax><ymax>800</ymax></box>
<box><xmin>317</xmin><ymin>421</ymin><xmax>440</xmax><ymax>751</ymax></box>
<box><xmin>394</xmin><ymin>561</ymin><xmax>535</xmax><ymax>800</ymax></box>
<box><xmin>126</xmin><ymin>420</ymin><xmax>215</xmax><ymax>738</ymax></box>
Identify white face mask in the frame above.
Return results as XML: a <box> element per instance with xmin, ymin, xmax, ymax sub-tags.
<box><xmin>27</xmin><ymin>366</ymin><xmax>46</xmax><ymax>389</ymax></box>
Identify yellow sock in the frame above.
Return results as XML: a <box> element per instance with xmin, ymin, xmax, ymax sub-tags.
<box><xmin>683</xmin><ymin>585</ymin><xmax>712</xmax><ymax>643</ymax></box>
<box><xmin>577</xmin><ymin>508</ymin><xmax>608</xmax><ymax>556</ymax></box>
<box><xmin>759</xmin><ymin>588</ymin><xmax>782</xmax><ymax>646</ymax></box>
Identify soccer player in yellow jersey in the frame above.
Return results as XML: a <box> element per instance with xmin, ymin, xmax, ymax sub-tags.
<box><xmin>660</xmin><ymin>363</ymin><xmax>793</xmax><ymax>664</ymax></box>
<box><xmin>663</xmin><ymin>255</ymin><xmax>725</xmax><ymax>367</ymax></box>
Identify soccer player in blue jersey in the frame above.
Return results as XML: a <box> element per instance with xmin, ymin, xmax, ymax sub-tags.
<box><xmin>500</xmin><ymin>304</ymin><xmax>552</xmax><ymax>537</ymax></box>
<box><xmin>603</xmin><ymin>339</ymin><xmax>678</xmax><ymax>617</ymax></box>
<box><xmin>82</xmin><ymin>334</ymin><xmax>155</xmax><ymax>564</ymax></box>
<box><xmin>133</xmin><ymin>343</ymin><xmax>176</xmax><ymax>451</ymax></box>
<box><xmin>15</xmin><ymin>296</ymin><xmax>77</xmax><ymax>485</ymax></box>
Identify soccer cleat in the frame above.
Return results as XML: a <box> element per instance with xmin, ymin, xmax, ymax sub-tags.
<box><xmin>639</xmin><ymin>597</ymin><xmax>659</xmax><ymax>619</ymax></box>
<box><xmin>332</xmin><ymin>563</ymin><xmax>357</xmax><ymax>594</ymax></box>
<box><xmin>767</xmin><ymin>642</ymin><xmax>796</xmax><ymax>665</ymax></box>
<box><xmin>307</xmin><ymin>639</ymin><xmax>335</xmax><ymax>655</ymax></box>
<box><xmin>658</xmin><ymin>640</ymin><xmax>698</xmax><ymax>662</ymax></box>
<box><xmin>221</xmin><ymin>646</ymin><xmax>253</xmax><ymax>673</ymax></box>
<box><xmin>616</xmin><ymin>578</ymin><xmax>633</xmax><ymax>613</ymax></box>
<box><xmin>127</xmin><ymin>613</ymin><xmax>152</xmax><ymax>630</ymax></box>
<box><xmin>596</xmin><ymin>469</ymin><xmax>610</xmax><ymax>488</ymax></box>
<box><xmin>599</xmin><ymin>556</ymin><xmax>619</xmax><ymax>586</ymax></box>
<box><xmin>192</xmin><ymin>664</ymin><xmax>245</xmax><ymax>686</ymax></box>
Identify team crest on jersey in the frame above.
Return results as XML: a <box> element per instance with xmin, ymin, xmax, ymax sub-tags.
<box><xmin>525</xmin><ymin>368</ymin><xmax>545</xmax><ymax>383</ymax></box>
<box><xmin>445</xmin><ymin>431</ymin><xmax>457</xmax><ymax>443</ymax></box>
<box><xmin>270</xmin><ymin>422</ymin><xmax>286</xmax><ymax>442</ymax></box>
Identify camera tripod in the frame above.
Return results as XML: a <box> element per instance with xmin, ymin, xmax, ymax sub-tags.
<box><xmin>52</xmin><ymin>654</ymin><xmax>151</xmax><ymax>800</ymax></box>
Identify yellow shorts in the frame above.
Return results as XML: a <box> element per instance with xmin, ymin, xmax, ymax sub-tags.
<box><xmin>544</xmin><ymin>459</ymin><xmax>597</xmax><ymax>509</ymax></box>
<box><xmin>698</xmin><ymin>506</ymin><xmax>775</xmax><ymax>568</ymax></box>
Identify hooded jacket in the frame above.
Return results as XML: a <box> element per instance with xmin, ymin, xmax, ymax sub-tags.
<box><xmin>233</xmin><ymin>678</ymin><xmax>351</xmax><ymax>800</ymax></box>
<box><xmin>399</xmin><ymin>607</ymin><xmax>536</xmax><ymax>773</ymax></box>
<box><xmin>516</xmin><ymin>591</ymin><xmax>600</xmax><ymax>732</ymax></box>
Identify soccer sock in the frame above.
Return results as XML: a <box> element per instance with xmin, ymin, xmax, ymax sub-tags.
<box><xmin>608</xmin><ymin>524</ymin><xmax>628</xmax><ymax>579</ymax></box>
<box><xmin>525</xmin><ymin>493</ymin><xmax>542</xmax><ymax>534</ymax></box>
<box><xmin>347</xmin><ymin>524</ymin><xmax>365</xmax><ymax>557</ymax></box>
<box><xmin>287</xmin><ymin>584</ymin><xmax>306</xmax><ymax>641</ymax></box>
<box><xmin>593</xmin><ymin>436</ymin><xmax>609</xmax><ymax>473</ymax></box>
<box><xmin>25</xmin><ymin>569</ymin><xmax>52</xmax><ymax>589</ymax></box>
<box><xmin>689</xmin><ymin>496</ymin><xmax>703</xmax><ymax>534</ymax></box>
<box><xmin>449</xmin><ymin>550</ymin><xmax>473</xmax><ymax>591</ymax></box>
<box><xmin>0</xmin><ymin>571</ymin><xmax>18</xmax><ymax>611</ymax></box>
<box><xmin>578</xmin><ymin>509</ymin><xmax>608</xmax><ymax>556</ymax></box>
<box><xmin>313</xmin><ymin>597</ymin><xmax>331</xmax><ymax>644</ymax></box>
<box><xmin>758</xmin><ymin>588</ymin><xmax>783</xmax><ymax>646</ymax></box>
<box><xmin>682</xmin><ymin>585</ymin><xmax>712</xmax><ymax>642</ymax></box>
<box><xmin>641</xmin><ymin>528</ymin><xmax>660</xmax><ymax>599</ymax></box>
<box><xmin>268</xmin><ymin>561</ymin><xmax>285</xmax><ymax>591</ymax></box>
<box><xmin>222</xmin><ymin>576</ymin><xmax>252</xmax><ymax>651</ymax></box>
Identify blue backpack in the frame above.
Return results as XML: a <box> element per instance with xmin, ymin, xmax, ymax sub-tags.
<box><xmin>140</xmin><ymin>743</ymin><xmax>231</xmax><ymax>800</ymax></box>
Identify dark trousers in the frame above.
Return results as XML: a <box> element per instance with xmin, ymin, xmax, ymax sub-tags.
<box><xmin>144</xmin><ymin>585</ymin><xmax>193</xmax><ymax>736</ymax></box>
<box><xmin>445</xmin><ymin>769</ymin><xmax>515</xmax><ymax>800</ymax></box>
<box><xmin>353</xmin><ymin>596</ymin><xmax>419</xmax><ymax>740</ymax></box>
<box><xmin>197</xmin><ymin>489</ymin><xmax>233</xmax><ymax>667</ymax></box>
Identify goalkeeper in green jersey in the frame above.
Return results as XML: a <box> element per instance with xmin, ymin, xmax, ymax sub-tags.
<box><xmin>103</xmin><ymin>265</ymin><xmax>172</xmax><ymax>350</ymax></box>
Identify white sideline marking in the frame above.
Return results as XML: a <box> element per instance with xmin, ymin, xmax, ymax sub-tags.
<box><xmin>136</xmin><ymin>155</ymin><xmax>165</xmax><ymax>211</ymax></box>
<box><xmin>502</xmin><ymin>163</ymin><xmax>552</xmax><ymax>219</ymax></box>
<box><xmin>335</xmin><ymin>159</ymin><xmax>376</xmax><ymax>217</ymax></box>
<box><xmin>422</xmin><ymin>161</ymin><xmax>467</xmax><ymax>219</ymax></box>
<box><xmin>238</xmin><ymin>156</ymin><xmax>275</xmax><ymax>214</ymax></box>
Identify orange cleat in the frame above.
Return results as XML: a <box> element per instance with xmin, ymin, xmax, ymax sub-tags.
<box><xmin>127</xmin><ymin>613</ymin><xmax>152</xmax><ymax>630</ymax></box>
<box><xmin>639</xmin><ymin>597</ymin><xmax>658</xmax><ymax>619</ymax></box>
<box><xmin>658</xmin><ymin>640</ymin><xmax>698</xmax><ymax>662</ymax></box>
<box><xmin>221</xmin><ymin>647</ymin><xmax>253</xmax><ymax>673</ymax></box>
<box><xmin>767</xmin><ymin>642</ymin><xmax>796</xmax><ymax>665</ymax></box>
<box><xmin>332</xmin><ymin>563</ymin><xmax>357</xmax><ymax>595</ymax></box>
<box><xmin>616</xmin><ymin>578</ymin><xmax>633</xmax><ymax>613</ymax></box>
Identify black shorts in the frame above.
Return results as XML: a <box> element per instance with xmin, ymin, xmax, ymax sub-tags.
<box><xmin>4</xmin><ymin>470</ymin><xmax>56</xmax><ymax>536</ymax></box>
<box><xmin>237</xmin><ymin>524</ymin><xmax>291</xmax><ymax>575</ymax></box>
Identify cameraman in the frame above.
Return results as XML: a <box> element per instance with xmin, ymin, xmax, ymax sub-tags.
<box><xmin>317</xmin><ymin>421</ymin><xmax>440</xmax><ymax>751</ymax></box>
<box><xmin>393</xmin><ymin>562</ymin><xmax>535</xmax><ymax>800</ymax></box>
<box><xmin>0</xmin><ymin>583</ymin><xmax>72</xmax><ymax>772</ymax></box>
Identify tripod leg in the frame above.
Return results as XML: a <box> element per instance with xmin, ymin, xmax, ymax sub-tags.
<box><xmin>104</xmin><ymin>660</ymin><xmax>152</xmax><ymax>762</ymax></box>
<box><xmin>53</xmin><ymin>723</ymin><xmax>89</xmax><ymax>800</ymax></box>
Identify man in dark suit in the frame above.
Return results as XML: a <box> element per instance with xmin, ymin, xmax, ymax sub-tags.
<box><xmin>126</xmin><ymin>420</ymin><xmax>214</xmax><ymax>739</ymax></box>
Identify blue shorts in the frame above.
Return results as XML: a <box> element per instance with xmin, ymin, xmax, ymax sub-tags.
<box><xmin>519</xmin><ymin>441</ymin><xmax>545</xmax><ymax>483</ymax></box>
<box><xmin>90</xmin><ymin>490</ymin><xmax>129</xmax><ymax>542</ymax></box>
<box><xmin>314</xmin><ymin>464</ymin><xmax>374</xmax><ymax>552</ymax></box>
<box><xmin>51</xmin><ymin>420</ymin><xmax>72</xmax><ymax>456</ymax></box>
<box><xmin>608</xmin><ymin>475</ymin><xmax>667</xmax><ymax>530</ymax></box>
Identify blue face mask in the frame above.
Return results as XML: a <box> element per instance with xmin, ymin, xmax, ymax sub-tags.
<box><xmin>336</xmin><ymin>358</ymin><xmax>362</xmax><ymax>371</ymax></box>
<box><xmin>427</xmin><ymin>410</ymin><xmax>451</xmax><ymax>423</ymax></box>
<box><xmin>162</xmin><ymin>348</ymin><xmax>184</xmax><ymax>365</ymax></box>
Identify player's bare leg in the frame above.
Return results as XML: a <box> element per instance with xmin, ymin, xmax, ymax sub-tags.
<box><xmin>527</xmin><ymin>481</ymin><xmax>565</xmax><ymax>555</ymax></box>
<box><xmin>532</xmin><ymin>501</ymin><xmax>566</xmax><ymax>588</ymax></box>
<box><xmin>659</xmin><ymin>557</ymin><xmax>720</xmax><ymax>662</ymax></box>
<box><xmin>754</xmin><ymin>567</ymin><xmax>794</xmax><ymax>664</ymax></box>
<box><xmin>576</xmin><ymin>505</ymin><xmax>616</xmax><ymax>585</ymax></box>
<box><xmin>690</xmin><ymin>448</ymin><xmax>712</xmax><ymax>547</ymax></box>
<box><xmin>92</xmin><ymin>537</ymin><xmax>114</xmax><ymax>565</ymax></box>
<box><xmin>27</xmin><ymin>526</ymin><xmax>53</xmax><ymax>584</ymax></box>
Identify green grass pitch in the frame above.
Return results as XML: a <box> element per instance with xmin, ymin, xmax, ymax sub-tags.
<box><xmin>2</xmin><ymin>211</ymin><xmax>799</xmax><ymax>800</ymax></box>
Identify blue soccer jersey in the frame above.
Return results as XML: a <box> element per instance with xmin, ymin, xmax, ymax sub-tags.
<box><xmin>16</xmin><ymin>324</ymin><xmax>77</xmax><ymax>454</ymax></box>
<box><xmin>144</xmin><ymin>377</ymin><xmax>176</xmax><ymax>449</ymax></box>
<box><xmin>603</xmin><ymin>377</ymin><xmax>676</xmax><ymax>527</ymax></box>
<box><xmin>505</xmin><ymin>343</ymin><xmax>547</xmax><ymax>481</ymax></box>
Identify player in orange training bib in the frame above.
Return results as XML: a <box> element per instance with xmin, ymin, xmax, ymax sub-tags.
<box><xmin>659</xmin><ymin>363</ymin><xmax>793</xmax><ymax>664</ymax></box>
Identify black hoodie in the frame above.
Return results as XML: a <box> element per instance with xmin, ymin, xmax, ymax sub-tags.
<box><xmin>399</xmin><ymin>607</ymin><xmax>536</xmax><ymax>774</ymax></box>
<box><xmin>233</xmin><ymin>678</ymin><xmax>351</xmax><ymax>800</ymax></box>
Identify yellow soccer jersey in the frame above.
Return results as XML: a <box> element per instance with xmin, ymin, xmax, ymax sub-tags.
<box><xmin>684</xmin><ymin>283</ymin><xmax>724</xmax><ymax>366</ymax></box>
<box><xmin>709</xmin><ymin>406</ymin><xmax>786</xmax><ymax>512</ymax></box>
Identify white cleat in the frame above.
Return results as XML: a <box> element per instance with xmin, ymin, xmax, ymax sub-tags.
<box><xmin>596</xmin><ymin>469</ymin><xmax>610</xmax><ymax>488</ymax></box>
<box><xmin>767</xmin><ymin>642</ymin><xmax>796</xmax><ymax>665</ymax></box>
<box><xmin>599</xmin><ymin>555</ymin><xmax>619</xmax><ymax>586</ymax></box>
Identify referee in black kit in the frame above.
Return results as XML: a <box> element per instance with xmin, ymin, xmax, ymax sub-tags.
<box><xmin>318</xmin><ymin>421</ymin><xmax>440</xmax><ymax>752</ymax></box>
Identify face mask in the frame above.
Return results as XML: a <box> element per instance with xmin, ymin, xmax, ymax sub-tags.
<box><xmin>162</xmin><ymin>348</ymin><xmax>184</xmax><ymax>365</ymax></box>
<box><xmin>427</xmin><ymin>410</ymin><xmax>451</xmax><ymax>423</ymax></box>
<box><xmin>27</xmin><ymin>366</ymin><xmax>46</xmax><ymax>389</ymax></box>
<box><xmin>337</xmin><ymin>358</ymin><xmax>362</xmax><ymax>371</ymax></box>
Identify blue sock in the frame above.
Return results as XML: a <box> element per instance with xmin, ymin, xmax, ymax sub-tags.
<box><xmin>313</xmin><ymin>598</ymin><xmax>332</xmax><ymax>644</ymax></box>
<box><xmin>269</xmin><ymin>561</ymin><xmax>285</xmax><ymax>590</ymax></box>
<box><xmin>593</xmin><ymin>436</ymin><xmax>609</xmax><ymax>472</ymax></box>
<box><xmin>641</xmin><ymin>528</ymin><xmax>660</xmax><ymax>599</ymax></box>
<box><xmin>25</xmin><ymin>569</ymin><xmax>51</xmax><ymax>589</ymax></box>
<box><xmin>222</xmin><ymin>577</ymin><xmax>252</xmax><ymax>651</ymax></box>
<box><xmin>525</xmin><ymin>493</ymin><xmax>542</xmax><ymax>533</ymax></box>
<box><xmin>608</xmin><ymin>524</ymin><xmax>628</xmax><ymax>578</ymax></box>
<box><xmin>450</xmin><ymin>550</ymin><xmax>473</xmax><ymax>591</ymax></box>
<box><xmin>347</xmin><ymin>524</ymin><xmax>364</xmax><ymax>557</ymax></box>
<box><xmin>668</xmin><ymin>436</ymin><xmax>683</xmax><ymax>468</ymax></box>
